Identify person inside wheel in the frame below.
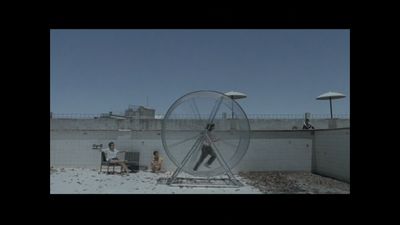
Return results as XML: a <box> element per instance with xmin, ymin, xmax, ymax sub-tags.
<box><xmin>193</xmin><ymin>123</ymin><xmax>219</xmax><ymax>171</ymax></box>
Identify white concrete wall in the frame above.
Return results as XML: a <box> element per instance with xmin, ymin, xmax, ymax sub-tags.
<box><xmin>50</xmin><ymin>130</ymin><xmax>314</xmax><ymax>172</ymax></box>
<box><xmin>234</xmin><ymin>131</ymin><xmax>312</xmax><ymax>172</ymax></box>
<box><xmin>312</xmin><ymin>128</ymin><xmax>350</xmax><ymax>183</ymax></box>
<box><xmin>50</xmin><ymin>119</ymin><xmax>350</xmax><ymax>182</ymax></box>
<box><xmin>50</xmin><ymin>130</ymin><xmax>163</xmax><ymax>169</ymax></box>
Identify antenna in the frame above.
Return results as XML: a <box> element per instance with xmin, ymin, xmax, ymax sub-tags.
<box><xmin>146</xmin><ymin>96</ymin><xmax>149</xmax><ymax>107</ymax></box>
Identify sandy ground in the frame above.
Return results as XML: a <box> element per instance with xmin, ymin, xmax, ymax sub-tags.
<box><xmin>50</xmin><ymin>168</ymin><xmax>349</xmax><ymax>194</ymax></box>
<box><xmin>50</xmin><ymin>168</ymin><xmax>261</xmax><ymax>194</ymax></box>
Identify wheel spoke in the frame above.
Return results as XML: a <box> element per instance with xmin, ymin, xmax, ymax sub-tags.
<box><xmin>218</xmin><ymin>139</ymin><xmax>238</xmax><ymax>148</ymax></box>
<box><xmin>206</xmin><ymin>96</ymin><xmax>224</xmax><ymax>124</ymax></box>
<box><xmin>167</xmin><ymin>133</ymin><xmax>202</xmax><ymax>148</ymax></box>
<box><xmin>205</xmin><ymin>133</ymin><xmax>236</xmax><ymax>178</ymax></box>
<box><xmin>190</xmin><ymin>98</ymin><xmax>202</xmax><ymax>120</ymax></box>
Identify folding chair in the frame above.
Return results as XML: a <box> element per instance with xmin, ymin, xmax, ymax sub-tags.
<box><xmin>125</xmin><ymin>152</ymin><xmax>140</xmax><ymax>172</ymax></box>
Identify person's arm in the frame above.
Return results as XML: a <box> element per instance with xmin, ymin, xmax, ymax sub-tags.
<box><xmin>152</xmin><ymin>157</ymin><xmax>161</xmax><ymax>166</ymax></box>
<box><xmin>114</xmin><ymin>149</ymin><xmax>121</xmax><ymax>159</ymax></box>
<box><xmin>103</xmin><ymin>150</ymin><xmax>110</xmax><ymax>161</ymax></box>
<box><xmin>156</xmin><ymin>158</ymin><xmax>163</xmax><ymax>169</ymax></box>
<box><xmin>212</xmin><ymin>135</ymin><xmax>219</xmax><ymax>142</ymax></box>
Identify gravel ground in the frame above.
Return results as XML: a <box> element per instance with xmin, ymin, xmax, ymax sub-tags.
<box><xmin>50</xmin><ymin>167</ymin><xmax>349</xmax><ymax>194</ymax></box>
<box><xmin>50</xmin><ymin>168</ymin><xmax>261</xmax><ymax>194</ymax></box>
<box><xmin>239</xmin><ymin>171</ymin><xmax>350</xmax><ymax>194</ymax></box>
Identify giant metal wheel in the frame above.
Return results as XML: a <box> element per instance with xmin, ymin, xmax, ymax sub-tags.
<box><xmin>160</xmin><ymin>90</ymin><xmax>250</xmax><ymax>187</ymax></box>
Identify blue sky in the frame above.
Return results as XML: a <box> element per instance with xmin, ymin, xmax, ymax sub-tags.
<box><xmin>50</xmin><ymin>29</ymin><xmax>349</xmax><ymax>115</ymax></box>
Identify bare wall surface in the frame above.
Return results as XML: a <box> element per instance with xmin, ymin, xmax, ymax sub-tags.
<box><xmin>312</xmin><ymin>128</ymin><xmax>350</xmax><ymax>183</ymax></box>
<box><xmin>51</xmin><ymin>130</ymin><xmax>313</xmax><ymax>172</ymax></box>
<box><xmin>50</xmin><ymin>119</ymin><xmax>349</xmax><ymax>182</ymax></box>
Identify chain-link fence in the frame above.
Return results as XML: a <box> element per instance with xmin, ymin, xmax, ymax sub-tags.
<box><xmin>51</xmin><ymin>113</ymin><xmax>102</xmax><ymax>119</ymax></box>
<box><xmin>51</xmin><ymin>113</ymin><xmax>349</xmax><ymax>119</ymax></box>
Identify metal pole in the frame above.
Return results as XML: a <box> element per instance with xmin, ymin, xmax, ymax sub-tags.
<box><xmin>329</xmin><ymin>98</ymin><xmax>333</xmax><ymax>119</ymax></box>
<box><xmin>207</xmin><ymin>134</ymin><xmax>242</xmax><ymax>186</ymax></box>
<box><xmin>167</xmin><ymin>135</ymin><xmax>204</xmax><ymax>185</ymax></box>
<box><xmin>207</xmin><ymin>97</ymin><xmax>223</xmax><ymax>124</ymax></box>
<box><xmin>231</xmin><ymin>98</ymin><xmax>234</xmax><ymax>119</ymax></box>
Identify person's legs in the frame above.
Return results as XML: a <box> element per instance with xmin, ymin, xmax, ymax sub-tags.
<box><xmin>121</xmin><ymin>162</ymin><xmax>130</xmax><ymax>173</ymax></box>
<box><xmin>154</xmin><ymin>164</ymin><xmax>161</xmax><ymax>173</ymax></box>
<box><xmin>193</xmin><ymin>146</ymin><xmax>208</xmax><ymax>171</ymax></box>
<box><xmin>151</xmin><ymin>162</ymin><xmax>158</xmax><ymax>173</ymax></box>
<box><xmin>151</xmin><ymin>161</ymin><xmax>161</xmax><ymax>172</ymax></box>
<box><xmin>205</xmin><ymin>147</ymin><xmax>217</xmax><ymax>166</ymax></box>
<box><xmin>156</xmin><ymin>162</ymin><xmax>161</xmax><ymax>171</ymax></box>
<box><xmin>113</xmin><ymin>160</ymin><xmax>130</xmax><ymax>173</ymax></box>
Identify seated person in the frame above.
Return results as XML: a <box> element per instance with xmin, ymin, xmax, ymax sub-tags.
<box><xmin>302</xmin><ymin>119</ymin><xmax>315</xmax><ymax>130</ymax></box>
<box><xmin>151</xmin><ymin>150</ymin><xmax>163</xmax><ymax>173</ymax></box>
<box><xmin>102</xmin><ymin>142</ymin><xmax>131</xmax><ymax>174</ymax></box>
